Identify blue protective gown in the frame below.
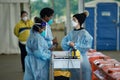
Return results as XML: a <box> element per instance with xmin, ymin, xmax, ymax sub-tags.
<box><xmin>23</xmin><ymin>30</ymin><xmax>51</xmax><ymax>80</ymax></box>
<box><xmin>61</xmin><ymin>29</ymin><xmax>93</xmax><ymax>80</ymax></box>
<box><xmin>44</xmin><ymin>23</ymin><xmax>53</xmax><ymax>48</ymax></box>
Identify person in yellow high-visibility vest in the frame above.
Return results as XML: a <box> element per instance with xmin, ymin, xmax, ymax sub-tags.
<box><xmin>14</xmin><ymin>11</ymin><xmax>34</xmax><ymax>72</ymax></box>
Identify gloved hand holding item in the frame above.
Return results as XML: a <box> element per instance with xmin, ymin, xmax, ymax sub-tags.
<box><xmin>52</xmin><ymin>37</ymin><xmax>58</xmax><ymax>47</ymax></box>
<box><xmin>69</xmin><ymin>42</ymin><xmax>75</xmax><ymax>47</ymax></box>
<box><xmin>49</xmin><ymin>46</ymin><xmax>55</xmax><ymax>51</ymax></box>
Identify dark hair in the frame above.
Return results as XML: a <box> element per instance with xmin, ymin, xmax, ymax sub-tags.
<box><xmin>73</xmin><ymin>12</ymin><xmax>87</xmax><ymax>26</ymax></box>
<box><xmin>34</xmin><ymin>17</ymin><xmax>42</xmax><ymax>23</ymax></box>
<box><xmin>32</xmin><ymin>25</ymin><xmax>40</xmax><ymax>32</ymax></box>
<box><xmin>40</xmin><ymin>7</ymin><xmax>54</xmax><ymax>18</ymax></box>
<box><xmin>33</xmin><ymin>17</ymin><xmax>46</xmax><ymax>32</ymax></box>
<box><xmin>21</xmin><ymin>10</ymin><xmax>28</xmax><ymax>17</ymax></box>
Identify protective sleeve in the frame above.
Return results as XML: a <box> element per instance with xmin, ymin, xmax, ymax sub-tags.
<box><xmin>46</xmin><ymin>40</ymin><xmax>53</xmax><ymax>49</ymax></box>
<box><xmin>61</xmin><ymin>33</ymin><xmax>72</xmax><ymax>51</ymax></box>
<box><xmin>45</xmin><ymin>24</ymin><xmax>54</xmax><ymax>40</ymax></box>
<box><xmin>35</xmin><ymin>38</ymin><xmax>51</xmax><ymax>60</ymax></box>
<box><xmin>74</xmin><ymin>31</ymin><xmax>93</xmax><ymax>53</ymax></box>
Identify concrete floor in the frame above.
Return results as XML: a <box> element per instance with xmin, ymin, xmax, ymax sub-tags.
<box><xmin>0</xmin><ymin>54</ymin><xmax>23</xmax><ymax>80</ymax></box>
<box><xmin>100</xmin><ymin>51</ymin><xmax>120</xmax><ymax>61</ymax></box>
<box><xmin>0</xmin><ymin>51</ymin><xmax>120</xmax><ymax>80</ymax></box>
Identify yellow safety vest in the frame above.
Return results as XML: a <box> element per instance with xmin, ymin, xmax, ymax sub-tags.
<box><xmin>14</xmin><ymin>20</ymin><xmax>34</xmax><ymax>43</ymax></box>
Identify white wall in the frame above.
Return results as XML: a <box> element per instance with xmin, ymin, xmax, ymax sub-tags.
<box><xmin>0</xmin><ymin>0</ymin><xmax>30</xmax><ymax>54</ymax></box>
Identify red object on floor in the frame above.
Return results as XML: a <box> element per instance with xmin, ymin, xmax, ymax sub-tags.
<box><xmin>87</xmin><ymin>51</ymin><xmax>111</xmax><ymax>80</ymax></box>
<box><xmin>93</xmin><ymin>58</ymin><xmax>120</xmax><ymax>80</ymax></box>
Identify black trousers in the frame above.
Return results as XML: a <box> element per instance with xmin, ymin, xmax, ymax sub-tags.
<box><xmin>19</xmin><ymin>42</ymin><xmax>27</xmax><ymax>72</ymax></box>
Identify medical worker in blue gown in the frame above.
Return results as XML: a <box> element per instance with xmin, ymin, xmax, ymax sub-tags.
<box><xmin>40</xmin><ymin>7</ymin><xmax>58</xmax><ymax>48</ymax></box>
<box><xmin>24</xmin><ymin>19</ymin><xmax>51</xmax><ymax>80</ymax></box>
<box><xmin>61</xmin><ymin>11</ymin><xmax>93</xmax><ymax>80</ymax></box>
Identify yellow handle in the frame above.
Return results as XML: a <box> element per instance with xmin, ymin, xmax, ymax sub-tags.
<box><xmin>72</xmin><ymin>50</ymin><xmax>81</xmax><ymax>59</ymax></box>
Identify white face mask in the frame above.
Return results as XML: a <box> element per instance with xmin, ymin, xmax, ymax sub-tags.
<box><xmin>22</xmin><ymin>16</ymin><xmax>28</xmax><ymax>21</ymax></box>
<box><xmin>71</xmin><ymin>20</ymin><xmax>78</xmax><ymax>28</ymax></box>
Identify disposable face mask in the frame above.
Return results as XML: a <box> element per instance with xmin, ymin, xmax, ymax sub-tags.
<box><xmin>22</xmin><ymin>16</ymin><xmax>28</xmax><ymax>21</ymax></box>
<box><xmin>40</xmin><ymin>30</ymin><xmax>46</xmax><ymax>37</ymax></box>
<box><xmin>48</xmin><ymin>19</ymin><xmax>53</xmax><ymax>25</ymax></box>
<box><xmin>71</xmin><ymin>20</ymin><xmax>78</xmax><ymax>28</ymax></box>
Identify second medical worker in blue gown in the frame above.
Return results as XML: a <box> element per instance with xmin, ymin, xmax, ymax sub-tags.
<box><xmin>40</xmin><ymin>7</ymin><xmax>58</xmax><ymax>48</ymax></box>
<box><xmin>24</xmin><ymin>19</ymin><xmax>51</xmax><ymax>80</ymax></box>
<box><xmin>61</xmin><ymin>11</ymin><xmax>93</xmax><ymax>80</ymax></box>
